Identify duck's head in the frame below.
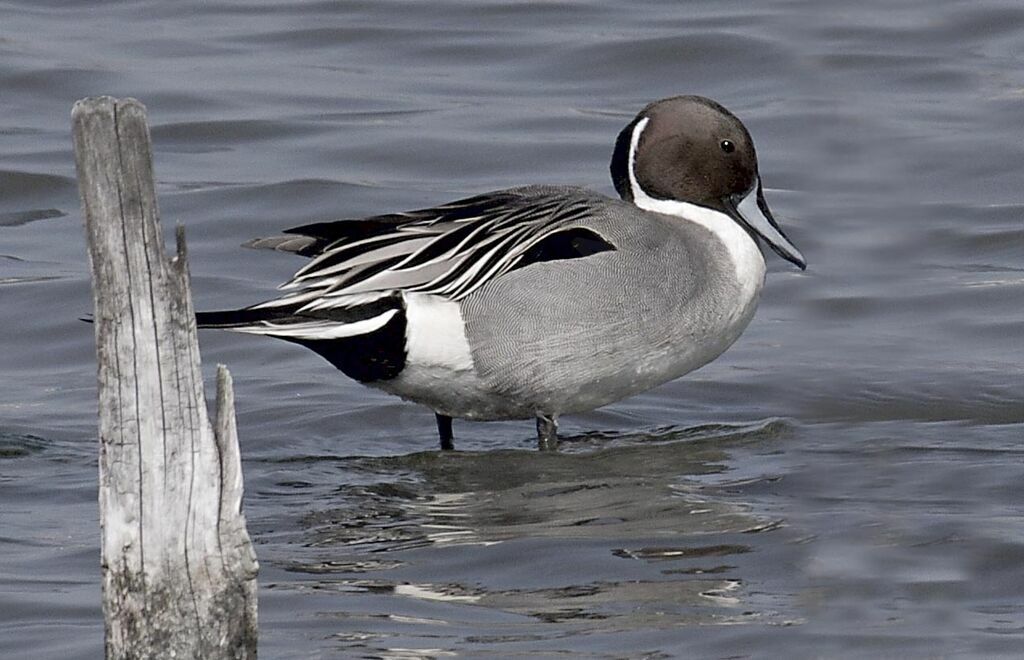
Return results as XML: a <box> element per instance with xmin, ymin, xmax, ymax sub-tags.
<box><xmin>611</xmin><ymin>95</ymin><xmax>806</xmax><ymax>270</ymax></box>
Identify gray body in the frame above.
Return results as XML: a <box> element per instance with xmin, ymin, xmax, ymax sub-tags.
<box><xmin>374</xmin><ymin>186</ymin><xmax>761</xmax><ymax>421</ymax></box>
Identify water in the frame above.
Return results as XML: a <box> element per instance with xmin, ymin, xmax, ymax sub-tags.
<box><xmin>2</xmin><ymin>1</ymin><xmax>1022</xmax><ymax>657</ymax></box>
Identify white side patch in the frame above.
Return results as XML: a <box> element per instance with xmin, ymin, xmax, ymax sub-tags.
<box><xmin>231</xmin><ymin>309</ymin><xmax>398</xmax><ymax>340</ymax></box>
<box><xmin>626</xmin><ymin>117</ymin><xmax>766</xmax><ymax>300</ymax></box>
<box><xmin>403</xmin><ymin>292</ymin><xmax>474</xmax><ymax>371</ymax></box>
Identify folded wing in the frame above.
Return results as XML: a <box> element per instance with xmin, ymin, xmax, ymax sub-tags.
<box><xmin>249</xmin><ymin>186</ymin><xmax>617</xmax><ymax>313</ymax></box>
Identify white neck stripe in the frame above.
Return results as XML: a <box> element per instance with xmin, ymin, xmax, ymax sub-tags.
<box><xmin>625</xmin><ymin>115</ymin><xmax>766</xmax><ymax>299</ymax></box>
<box><xmin>626</xmin><ymin>116</ymin><xmax>651</xmax><ymax>204</ymax></box>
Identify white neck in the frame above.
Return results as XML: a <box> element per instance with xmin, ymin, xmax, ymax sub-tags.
<box><xmin>626</xmin><ymin>116</ymin><xmax>766</xmax><ymax>298</ymax></box>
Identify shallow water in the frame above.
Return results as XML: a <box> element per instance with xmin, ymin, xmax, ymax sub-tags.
<box><xmin>2</xmin><ymin>1</ymin><xmax>1023</xmax><ymax>657</ymax></box>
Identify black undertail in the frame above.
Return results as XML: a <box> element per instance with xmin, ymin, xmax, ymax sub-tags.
<box><xmin>196</xmin><ymin>294</ymin><xmax>408</xmax><ymax>383</ymax></box>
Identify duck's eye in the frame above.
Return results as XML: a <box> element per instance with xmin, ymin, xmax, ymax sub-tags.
<box><xmin>720</xmin><ymin>139</ymin><xmax>735</xmax><ymax>154</ymax></box>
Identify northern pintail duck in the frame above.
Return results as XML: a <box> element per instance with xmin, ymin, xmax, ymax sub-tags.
<box><xmin>198</xmin><ymin>96</ymin><xmax>806</xmax><ymax>450</ymax></box>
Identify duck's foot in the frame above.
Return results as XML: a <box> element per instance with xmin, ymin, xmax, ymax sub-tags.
<box><xmin>435</xmin><ymin>413</ymin><xmax>454</xmax><ymax>451</ymax></box>
<box><xmin>536</xmin><ymin>414</ymin><xmax>559</xmax><ymax>451</ymax></box>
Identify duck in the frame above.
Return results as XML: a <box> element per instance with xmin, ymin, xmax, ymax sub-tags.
<box><xmin>197</xmin><ymin>95</ymin><xmax>806</xmax><ymax>450</ymax></box>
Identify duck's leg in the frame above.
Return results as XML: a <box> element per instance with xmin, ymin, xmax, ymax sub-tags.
<box><xmin>435</xmin><ymin>413</ymin><xmax>455</xmax><ymax>451</ymax></box>
<box><xmin>536</xmin><ymin>414</ymin><xmax>559</xmax><ymax>451</ymax></box>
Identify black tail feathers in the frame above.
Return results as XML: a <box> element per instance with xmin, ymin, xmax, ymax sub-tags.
<box><xmin>82</xmin><ymin>309</ymin><xmax>276</xmax><ymax>328</ymax></box>
<box><xmin>195</xmin><ymin>307</ymin><xmax>292</xmax><ymax>328</ymax></box>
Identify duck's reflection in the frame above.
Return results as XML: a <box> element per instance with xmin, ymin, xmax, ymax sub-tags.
<box><xmin>272</xmin><ymin>419</ymin><xmax>799</xmax><ymax>654</ymax></box>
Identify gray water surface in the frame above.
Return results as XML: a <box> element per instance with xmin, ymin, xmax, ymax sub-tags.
<box><xmin>2</xmin><ymin>1</ymin><xmax>1023</xmax><ymax>658</ymax></box>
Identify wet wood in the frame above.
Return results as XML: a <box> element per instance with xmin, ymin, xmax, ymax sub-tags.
<box><xmin>73</xmin><ymin>96</ymin><xmax>258</xmax><ymax>660</ymax></box>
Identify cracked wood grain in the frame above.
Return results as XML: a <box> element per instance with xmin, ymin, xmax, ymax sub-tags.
<box><xmin>74</xmin><ymin>97</ymin><xmax>258</xmax><ymax>660</ymax></box>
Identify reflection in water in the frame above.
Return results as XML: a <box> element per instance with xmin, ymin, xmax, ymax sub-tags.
<box><xmin>265</xmin><ymin>421</ymin><xmax>802</xmax><ymax>655</ymax></box>
<box><xmin>298</xmin><ymin>419</ymin><xmax>789</xmax><ymax>545</ymax></box>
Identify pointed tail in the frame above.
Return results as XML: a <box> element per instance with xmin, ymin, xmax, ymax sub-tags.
<box><xmin>196</xmin><ymin>307</ymin><xmax>295</xmax><ymax>329</ymax></box>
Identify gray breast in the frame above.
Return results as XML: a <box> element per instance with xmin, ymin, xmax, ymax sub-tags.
<box><xmin>461</xmin><ymin>205</ymin><xmax>746</xmax><ymax>416</ymax></box>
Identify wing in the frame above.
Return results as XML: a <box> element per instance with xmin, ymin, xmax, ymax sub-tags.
<box><xmin>251</xmin><ymin>186</ymin><xmax>617</xmax><ymax>313</ymax></box>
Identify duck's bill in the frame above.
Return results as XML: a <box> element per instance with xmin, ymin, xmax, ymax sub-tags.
<box><xmin>726</xmin><ymin>180</ymin><xmax>806</xmax><ymax>270</ymax></box>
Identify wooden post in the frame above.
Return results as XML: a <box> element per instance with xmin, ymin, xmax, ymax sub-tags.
<box><xmin>73</xmin><ymin>97</ymin><xmax>258</xmax><ymax>659</ymax></box>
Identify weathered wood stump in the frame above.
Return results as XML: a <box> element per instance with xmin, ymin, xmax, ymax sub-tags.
<box><xmin>73</xmin><ymin>97</ymin><xmax>258</xmax><ymax>659</ymax></box>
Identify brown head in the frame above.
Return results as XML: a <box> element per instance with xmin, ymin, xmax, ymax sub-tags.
<box><xmin>610</xmin><ymin>96</ymin><xmax>805</xmax><ymax>269</ymax></box>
